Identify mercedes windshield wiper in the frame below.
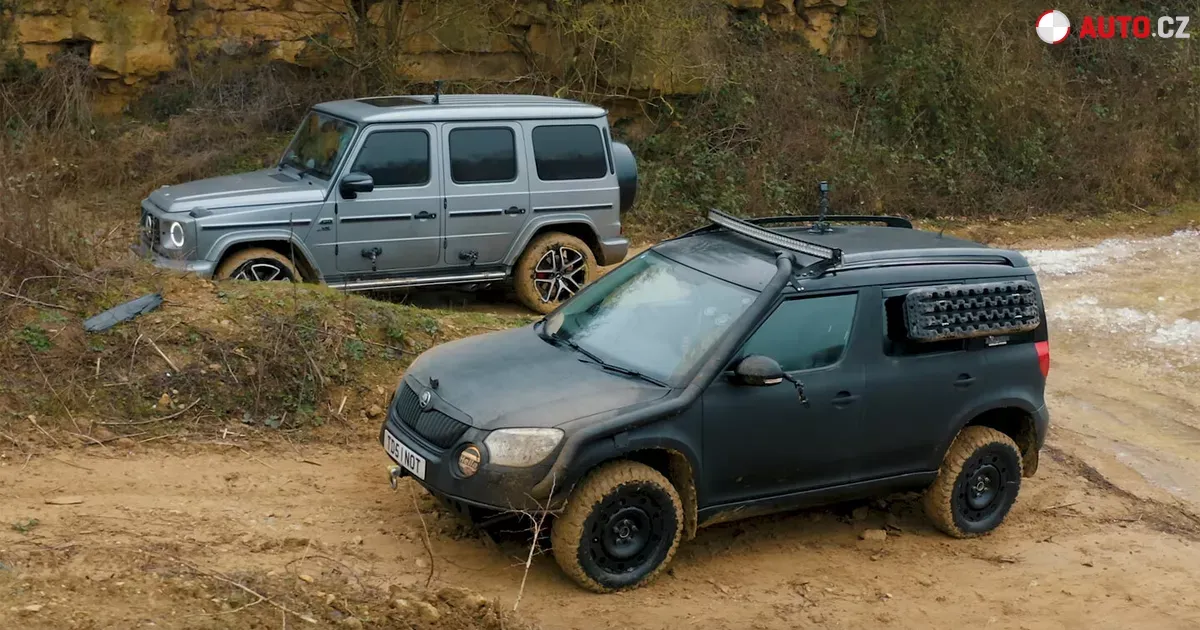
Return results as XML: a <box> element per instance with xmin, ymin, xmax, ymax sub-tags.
<box><xmin>539</xmin><ymin>324</ymin><xmax>666</xmax><ymax>387</ymax></box>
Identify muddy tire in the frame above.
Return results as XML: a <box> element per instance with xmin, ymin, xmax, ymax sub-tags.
<box><xmin>215</xmin><ymin>247</ymin><xmax>300</xmax><ymax>282</ymax></box>
<box><xmin>924</xmin><ymin>426</ymin><xmax>1023</xmax><ymax>538</ymax></box>
<box><xmin>513</xmin><ymin>232</ymin><xmax>597</xmax><ymax>314</ymax></box>
<box><xmin>551</xmin><ymin>461</ymin><xmax>683</xmax><ymax>593</ymax></box>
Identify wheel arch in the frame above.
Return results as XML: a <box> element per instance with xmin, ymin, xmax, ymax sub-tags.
<box><xmin>947</xmin><ymin>403</ymin><xmax>1040</xmax><ymax>478</ymax></box>
<box><xmin>211</xmin><ymin>234</ymin><xmax>321</xmax><ymax>282</ymax></box>
<box><xmin>564</xmin><ymin>436</ymin><xmax>700</xmax><ymax>541</ymax></box>
<box><xmin>508</xmin><ymin>217</ymin><xmax>605</xmax><ymax>266</ymax></box>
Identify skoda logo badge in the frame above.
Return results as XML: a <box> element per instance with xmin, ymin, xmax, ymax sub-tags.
<box><xmin>418</xmin><ymin>390</ymin><xmax>432</xmax><ymax>410</ymax></box>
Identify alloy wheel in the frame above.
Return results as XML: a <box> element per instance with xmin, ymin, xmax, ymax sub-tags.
<box><xmin>232</xmin><ymin>260</ymin><xmax>293</xmax><ymax>282</ymax></box>
<box><xmin>533</xmin><ymin>246</ymin><xmax>586</xmax><ymax>303</ymax></box>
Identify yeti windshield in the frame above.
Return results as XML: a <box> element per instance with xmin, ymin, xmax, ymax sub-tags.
<box><xmin>280</xmin><ymin>111</ymin><xmax>357</xmax><ymax>180</ymax></box>
<box><xmin>542</xmin><ymin>250</ymin><xmax>756</xmax><ymax>386</ymax></box>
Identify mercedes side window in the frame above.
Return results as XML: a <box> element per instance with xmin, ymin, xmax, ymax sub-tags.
<box><xmin>448</xmin><ymin>127</ymin><xmax>517</xmax><ymax>184</ymax></box>
<box><xmin>350</xmin><ymin>130</ymin><xmax>430</xmax><ymax>187</ymax></box>
<box><xmin>531</xmin><ymin>124</ymin><xmax>608</xmax><ymax>181</ymax></box>
<box><xmin>740</xmin><ymin>294</ymin><xmax>859</xmax><ymax>371</ymax></box>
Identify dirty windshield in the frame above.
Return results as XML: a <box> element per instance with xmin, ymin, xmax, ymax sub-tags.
<box><xmin>280</xmin><ymin>111</ymin><xmax>356</xmax><ymax>179</ymax></box>
<box><xmin>543</xmin><ymin>250</ymin><xmax>755</xmax><ymax>386</ymax></box>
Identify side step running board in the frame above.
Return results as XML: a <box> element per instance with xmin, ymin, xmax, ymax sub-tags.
<box><xmin>335</xmin><ymin>270</ymin><xmax>507</xmax><ymax>292</ymax></box>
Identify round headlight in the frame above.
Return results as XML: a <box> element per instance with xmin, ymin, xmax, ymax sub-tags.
<box><xmin>457</xmin><ymin>444</ymin><xmax>481</xmax><ymax>477</ymax></box>
<box><xmin>168</xmin><ymin>221</ymin><xmax>185</xmax><ymax>248</ymax></box>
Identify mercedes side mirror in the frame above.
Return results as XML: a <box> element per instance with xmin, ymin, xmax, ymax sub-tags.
<box><xmin>733</xmin><ymin>355</ymin><xmax>785</xmax><ymax>387</ymax></box>
<box><xmin>339</xmin><ymin>171</ymin><xmax>374</xmax><ymax>199</ymax></box>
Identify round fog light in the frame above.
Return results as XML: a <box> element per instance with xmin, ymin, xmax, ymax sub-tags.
<box><xmin>168</xmin><ymin>221</ymin><xmax>185</xmax><ymax>248</ymax></box>
<box><xmin>457</xmin><ymin>445</ymin><xmax>481</xmax><ymax>477</ymax></box>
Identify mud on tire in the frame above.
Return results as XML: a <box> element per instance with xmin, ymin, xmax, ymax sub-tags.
<box><xmin>924</xmin><ymin>426</ymin><xmax>1023</xmax><ymax>538</ymax></box>
<box><xmin>550</xmin><ymin>461</ymin><xmax>683</xmax><ymax>593</ymax></box>
<box><xmin>513</xmin><ymin>232</ymin><xmax>597</xmax><ymax>315</ymax></box>
<box><xmin>215</xmin><ymin>247</ymin><xmax>300</xmax><ymax>282</ymax></box>
<box><xmin>904</xmin><ymin>281</ymin><xmax>1040</xmax><ymax>342</ymax></box>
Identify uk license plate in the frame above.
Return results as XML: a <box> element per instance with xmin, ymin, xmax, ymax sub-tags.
<box><xmin>384</xmin><ymin>430</ymin><xmax>426</xmax><ymax>480</ymax></box>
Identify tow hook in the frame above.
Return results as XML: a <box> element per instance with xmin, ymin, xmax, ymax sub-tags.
<box><xmin>387</xmin><ymin>465</ymin><xmax>405</xmax><ymax>489</ymax></box>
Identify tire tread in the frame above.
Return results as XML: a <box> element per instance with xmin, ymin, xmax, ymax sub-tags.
<box><xmin>923</xmin><ymin>426</ymin><xmax>1023</xmax><ymax>538</ymax></box>
<box><xmin>551</xmin><ymin>461</ymin><xmax>683</xmax><ymax>593</ymax></box>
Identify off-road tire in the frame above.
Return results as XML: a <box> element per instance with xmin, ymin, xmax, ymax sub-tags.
<box><xmin>904</xmin><ymin>281</ymin><xmax>1041</xmax><ymax>342</ymax></box>
<box><xmin>215</xmin><ymin>247</ymin><xmax>300</xmax><ymax>282</ymax></box>
<box><xmin>551</xmin><ymin>461</ymin><xmax>683</xmax><ymax>593</ymax></box>
<box><xmin>924</xmin><ymin>426</ymin><xmax>1023</xmax><ymax>538</ymax></box>
<box><xmin>513</xmin><ymin>232</ymin><xmax>597</xmax><ymax>315</ymax></box>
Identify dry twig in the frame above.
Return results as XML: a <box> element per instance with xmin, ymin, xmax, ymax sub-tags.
<box><xmin>513</xmin><ymin>478</ymin><xmax>555</xmax><ymax>613</ymax></box>
<box><xmin>29</xmin><ymin>349</ymin><xmax>81</xmax><ymax>433</ymax></box>
<box><xmin>0</xmin><ymin>290</ymin><xmax>68</xmax><ymax>311</ymax></box>
<box><xmin>407</xmin><ymin>482</ymin><xmax>436</xmax><ymax>587</ymax></box>
<box><xmin>97</xmin><ymin>398</ymin><xmax>200</xmax><ymax>426</ymax></box>
<box><xmin>152</xmin><ymin>553</ymin><xmax>317</xmax><ymax>624</ymax></box>
<box><xmin>145</xmin><ymin>336</ymin><xmax>180</xmax><ymax>372</ymax></box>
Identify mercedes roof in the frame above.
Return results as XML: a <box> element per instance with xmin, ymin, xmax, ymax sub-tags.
<box><xmin>313</xmin><ymin>94</ymin><xmax>607</xmax><ymax>124</ymax></box>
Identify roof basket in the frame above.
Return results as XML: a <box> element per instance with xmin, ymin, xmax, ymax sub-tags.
<box><xmin>707</xmin><ymin>209</ymin><xmax>843</xmax><ymax>264</ymax></box>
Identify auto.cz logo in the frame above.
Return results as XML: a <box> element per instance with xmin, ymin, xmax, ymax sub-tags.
<box><xmin>1036</xmin><ymin>9</ymin><xmax>1191</xmax><ymax>44</ymax></box>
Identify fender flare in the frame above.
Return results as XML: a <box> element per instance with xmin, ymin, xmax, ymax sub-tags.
<box><xmin>561</xmin><ymin>427</ymin><xmax>703</xmax><ymax>541</ymax></box>
<box><xmin>206</xmin><ymin>230</ymin><xmax>323</xmax><ymax>282</ymax></box>
<box><xmin>933</xmin><ymin>395</ymin><xmax>1040</xmax><ymax>466</ymax></box>
<box><xmin>503</xmin><ymin>214</ymin><xmax>602</xmax><ymax>265</ymax></box>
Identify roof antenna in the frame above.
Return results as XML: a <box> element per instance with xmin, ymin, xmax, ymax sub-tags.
<box><xmin>810</xmin><ymin>180</ymin><xmax>832</xmax><ymax>234</ymax></box>
<box><xmin>433</xmin><ymin>80</ymin><xmax>443</xmax><ymax>104</ymax></box>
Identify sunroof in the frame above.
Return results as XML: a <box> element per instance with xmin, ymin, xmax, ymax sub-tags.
<box><xmin>359</xmin><ymin>96</ymin><xmax>427</xmax><ymax>108</ymax></box>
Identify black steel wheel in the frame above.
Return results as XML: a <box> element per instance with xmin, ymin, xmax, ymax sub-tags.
<box><xmin>551</xmin><ymin>461</ymin><xmax>682</xmax><ymax>592</ymax></box>
<box><xmin>925</xmin><ymin>426</ymin><xmax>1023</xmax><ymax>537</ymax></box>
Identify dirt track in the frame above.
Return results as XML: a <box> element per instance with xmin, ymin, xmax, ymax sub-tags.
<box><xmin>3</xmin><ymin>232</ymin><xmax>1200</xmax><ymax>629</ymax></box>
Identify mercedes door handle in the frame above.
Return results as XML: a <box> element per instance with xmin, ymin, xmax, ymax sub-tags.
<box><xmin>954</xmin><ymin>374</ymin><xmax>976</xmax><ymax>388</ymax></box>
<box><xmin>831</xmin><ymin>391</ymin><xmax>859</xmax><ymax>407</ymax></box>
<box><xmin>415</xmin><ymin>211</ymin><xmax>437</xmax><ymax>220</ymax></box>
<box><xmin>503</xmin><ymin>206</ymin><xmax>526</xmax><ymax>215</ymax></box>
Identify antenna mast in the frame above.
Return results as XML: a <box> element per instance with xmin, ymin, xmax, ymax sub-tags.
<box><xmin>810</xmin><ymin>180</ymin><xmax>832</xmax><ymax>234</ymax></box>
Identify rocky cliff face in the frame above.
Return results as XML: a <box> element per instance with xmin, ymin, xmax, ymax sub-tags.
<box><xmin>6</xmin><ymin>0</ymin><xmax>874</xmax><ymax>112</ymax></box>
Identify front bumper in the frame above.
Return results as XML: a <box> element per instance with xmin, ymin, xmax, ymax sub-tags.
<box><xmin>379</xmin><ymin>408</ymin><xmax>557</xmax><ymax>515</ymax></box>
<box><xmin>131</xmin><ymin>243</ymin><xmax>217</xmax><ymax>278</ymax></box>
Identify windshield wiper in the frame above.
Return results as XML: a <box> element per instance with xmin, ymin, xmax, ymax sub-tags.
<box><xmin>540</xmin><ymin>325</ymin><xmax>666</xmax><ymax>387</ymax></box>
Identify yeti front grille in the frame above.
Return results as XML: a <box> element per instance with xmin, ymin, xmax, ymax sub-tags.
<box><xmin>392</xmin><ymin>383</ymin><xmax>470</xmax><ymax>450</ymax></box>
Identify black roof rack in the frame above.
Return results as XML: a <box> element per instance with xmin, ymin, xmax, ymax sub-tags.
<box><xmin>747</xmin><ymin>215</ymin><xmax>914</xmax><ymax>229</ymax></box>
<box><xmin>707</xmin><ymin>209</ymin><xmax>844</xmax><ymax>264</ymax></box>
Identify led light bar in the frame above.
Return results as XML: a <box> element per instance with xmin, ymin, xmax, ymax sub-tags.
<box><xmin>708</xmin><ymin>209</ymin><xmax>842</xmax><ymax>262</ymax></box>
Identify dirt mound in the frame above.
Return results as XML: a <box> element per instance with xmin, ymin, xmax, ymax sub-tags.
<box><xmin>0</xmin><ymin>268</ymin><xmax>533</xmax><ymax>450</ymax></box>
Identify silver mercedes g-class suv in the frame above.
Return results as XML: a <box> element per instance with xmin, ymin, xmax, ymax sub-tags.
<box><xmin>134</xmin><ymin>93</ymin><xmax>636</xmax><ymax>313</ymax></box>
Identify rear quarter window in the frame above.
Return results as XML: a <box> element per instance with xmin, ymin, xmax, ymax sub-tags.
<box><xmin>531</xmin><ymin>124</ymin><xmax>608</xmax><ymax>181</ymax></box>
<box><xmin>882</xmin><ymin>281</ymin><xmax>1038</xmax><ymax>356</ymax></box>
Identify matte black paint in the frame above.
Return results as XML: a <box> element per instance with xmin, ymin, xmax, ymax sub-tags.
<box><xmin>380</xmin><ymin>222</ymin><xmax>1050</xmax><ymax>526</ymax></box>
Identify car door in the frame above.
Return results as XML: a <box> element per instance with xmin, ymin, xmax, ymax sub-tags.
<box><xmin>335</xmin><ymin>124</ymin><xmax>441</xmax><ymax>274</ymax></box>
<box><xmin>856</xmin><ymin>283</ymin><xmax>981</xmax><ymax>480</ymax></box>
<box><xmin>701</xmin><ymin>292</ymin><xmax>866</xmax><ymax>507</ymax></box>
<box><xmin>441</xmin><ymin>123</ymin><xmax>531</xmax><ymax>266</ymax></box>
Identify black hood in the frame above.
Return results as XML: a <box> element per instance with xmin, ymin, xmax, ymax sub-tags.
<box><xmin>403</xmin><ymin>325</ymin><xmax>669</xmax><ymax>430</ymax></box>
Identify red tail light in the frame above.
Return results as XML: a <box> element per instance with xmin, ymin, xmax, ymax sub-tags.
<box><xmin>1035</xmin><ymin>340</ymin><xmax>1050</xmax><ymax>379</ymax></box>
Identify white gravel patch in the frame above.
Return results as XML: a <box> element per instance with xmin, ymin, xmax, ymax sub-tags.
<box><xmin>1051</xmin><ymin>296</ymin><xmax>1200</xmax><ymax>362</ymax></box>
<box><xmin>1024</xmin><ymin>230</ymin><xmax>1200</xmax><ymax>276</ymax></box>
